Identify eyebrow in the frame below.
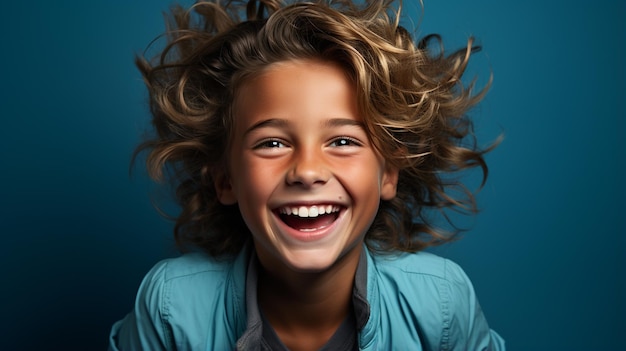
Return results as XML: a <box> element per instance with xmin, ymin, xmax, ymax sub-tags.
<box><xmin>244</xmin><ymin>118</ymin><xmax>364</xmax><ymax>136</ymax></box>
<box><xmin>243</xmin><ymin>118</ymin><xmax>290</xmax><ymax>137</ymax></box>
<box><xmin>323</xmin><ymin>118</ymin><xmax>364</xmax><ymax>129</ymax></box>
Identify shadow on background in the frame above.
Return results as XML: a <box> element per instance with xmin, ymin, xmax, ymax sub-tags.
<box><xmin>1</xmin><ymin>0</ymin><xmax>623</xmax><ymax>349</ymax></box>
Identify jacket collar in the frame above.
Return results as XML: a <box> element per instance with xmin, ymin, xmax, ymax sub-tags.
<box><xmin>357</xmin><ymin>248</ymin><xmax>380</xmax><ymax>349</ymax></box>
<box><xmin>232</xmin><ymin>244</ymin><xmax>379</xmax><ymax>350</ymax></box>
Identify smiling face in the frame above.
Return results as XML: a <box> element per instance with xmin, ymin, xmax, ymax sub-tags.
<box><xmin>217</xmin><ymin>59</ymin><xmax>398</xmax><ymax>274</ymax></box>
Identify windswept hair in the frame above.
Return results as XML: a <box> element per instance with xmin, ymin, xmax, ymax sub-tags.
<box><xmin>136</xmin><ymin>0</ymin><xmax>496</xmax><ymax>256</ymax></box>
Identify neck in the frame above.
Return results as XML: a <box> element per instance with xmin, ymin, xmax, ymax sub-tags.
<box><xmin>256</xmin><ymin>246</ymin><xmax>362</xmax><ymax>347</ymax></box>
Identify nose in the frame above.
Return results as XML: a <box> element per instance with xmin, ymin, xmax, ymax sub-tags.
<box><xmin>285</xmin><ymin>147</ymin><xmax>330</xmax><ymax>187</ymax></box>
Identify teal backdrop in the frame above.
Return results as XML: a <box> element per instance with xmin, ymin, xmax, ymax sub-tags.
<box><xmin>1</xmin><ymin>0</ymin><xmax>624</xmax><ymax>349</ymax></box>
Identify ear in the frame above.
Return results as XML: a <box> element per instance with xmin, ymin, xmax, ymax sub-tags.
<box><xmin>214</xmin><ymin>169</ymin><xmax>237</xmax><ymax>205</ymax></box>
<box><xmin>380</xmin><ymin>164</ymin><xmax>399</xmax><ymax>200</ymax></box>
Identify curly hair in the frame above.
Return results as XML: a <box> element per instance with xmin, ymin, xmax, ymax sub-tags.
<box><xmin>135</xmin><ymin>0</ymin><xmax>496</xmax><ymax>256</ymax></box>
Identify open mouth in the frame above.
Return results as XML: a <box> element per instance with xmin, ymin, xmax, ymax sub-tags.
<box><xmin>275</xmin><ymin>205</ymin><xmax>342</xmax><ymax>232</ymax></box>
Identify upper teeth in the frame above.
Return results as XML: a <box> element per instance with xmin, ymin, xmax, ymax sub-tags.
<box><xmin>279</xmin><ymin>205</ymin><xmax>339</xmax><ymax>218</ymax></box>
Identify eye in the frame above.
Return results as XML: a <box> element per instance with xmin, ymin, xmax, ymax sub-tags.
<box><xmin>329</xmin><ymin>137</ymin><xmax>362</xmax><ymax>147</ymax></box>
<box><xmin>254</xmin><ymin>139</ymin><xmax>287</xmax><ymax>149</ymax></box>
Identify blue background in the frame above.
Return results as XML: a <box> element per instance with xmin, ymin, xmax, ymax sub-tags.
<box><xmin>1</xmin><ymin>0</ymin><xmax>623</xmax><ymax>350</ymax></box>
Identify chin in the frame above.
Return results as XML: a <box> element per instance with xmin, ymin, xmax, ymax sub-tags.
<box><xmin>282</xmin><ymin>251</ymin><xmax>340</xmax><ymax>273</ymax></box>
<box><xmin>280</xmin><ymin>243</ymin><xmax>362</xmax><ymax>274</ymax></box>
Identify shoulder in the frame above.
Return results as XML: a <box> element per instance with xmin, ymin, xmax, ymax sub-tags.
<box><xmin>148</xmin><ymin>251</ymin><xmax>235</xmax><ymax>282</ymax></box>
<box><xmin>371</xmin><ymin>250</ymin><xmax>474</xmax><ymax>316</ymax></box>
<box><xmin>368</xmin><ymin>250</ymin><xmax>505</xmax><ymax>350</ymax></box>
<box><xmin>370</xmin><ymin>250</ymin><xmax>474</xmax><ymax>310</ymax></box>
<box><xmin>131</xmin><ymin>252</ymin><xmax>238</xmax><ymax>322</ymax></box>
<box><xmin>370</xmin><ymin>250</ymin><xmax>468</xmax><ymax>284</ymax></box>
<box><xmin>139</xmin><ymin>251</ymin><xmax>245</xmax><ymax>314</ymax></box>
<box><xmin>109</xmin><ymin>251</ymin><xmax>247</xmax><ymax>350</ymax></box>
<box><xmin>133</xmin><ymin>252</ymin><xmax>235</xmax><ymax>306</ymax></box>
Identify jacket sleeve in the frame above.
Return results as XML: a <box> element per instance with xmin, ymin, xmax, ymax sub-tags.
<box><xmin>108</xmin><ymin>260</ymin><xmax>174</xmax><ymax>351</ymax></box>
<box><xmin>442</xmin><ymin>259</ymin><xmax>506</xmax><ymax>351</ymax></box>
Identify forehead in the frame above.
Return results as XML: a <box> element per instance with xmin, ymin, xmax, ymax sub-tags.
<box><xmin>238</xmin><ymin>58</ymin><xmax>352</xmax><ymax>91</ymax></box>
<box><xmin>232</xmin><ymin>59</ymin><xmax>358</xmax><ymax>118</ymax></box>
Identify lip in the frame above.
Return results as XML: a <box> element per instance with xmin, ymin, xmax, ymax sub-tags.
<box><xmin>272</xmin><ymin>200</ymin><xmax>346</xmax><ymax>208</ymax></box>
<box><xmin>271</xmin><ymin>205</ymin><xmax>346</xmax><ymax>243</ymax></box>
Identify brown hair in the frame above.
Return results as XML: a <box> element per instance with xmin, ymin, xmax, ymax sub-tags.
<box><xmin>135</xmin><ymin>0</ymin><xmax>496</xmax><ymax>256</ymax></box>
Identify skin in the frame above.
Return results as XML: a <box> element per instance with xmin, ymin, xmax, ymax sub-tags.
<box><xmin>216</xmin><ymin>59</ymin><xmax>398</xmax><ymax>350</ymax></box>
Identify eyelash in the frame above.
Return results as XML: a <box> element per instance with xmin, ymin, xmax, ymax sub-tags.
<box><xmin>329</xmin><ymin>136</ymin><xmax>361</xmax><ymax>147</ymax></box>
<box><xmin>254</xmin><ymin>138</ymin><xmax>287</xmax><ymax>149</ymax></box>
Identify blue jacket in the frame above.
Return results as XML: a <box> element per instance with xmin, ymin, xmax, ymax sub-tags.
<box><xmin>109</xmin><ymin>245</ymin><xmax>505</xmax><ymax>350</ymax></box>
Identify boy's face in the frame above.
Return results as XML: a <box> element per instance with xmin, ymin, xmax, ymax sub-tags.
<box><xmin>217</xmin><ymin>59</ymin><xmax>398</xmax><ymax>274</ymax></box>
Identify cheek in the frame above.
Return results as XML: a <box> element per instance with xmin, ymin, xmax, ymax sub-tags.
<box><xmin>232</xmin><ymin>156</ymin><xmax>282</xmax><ymax>201</ymax></box>
<box><xmin>332</xmin><ymin>155</ymin><xmax>386</xmax><ymax>187</ymax></box>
